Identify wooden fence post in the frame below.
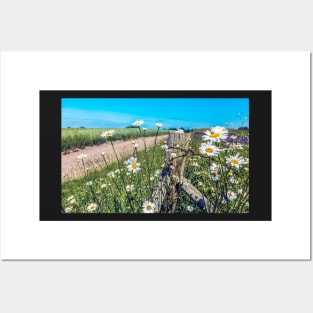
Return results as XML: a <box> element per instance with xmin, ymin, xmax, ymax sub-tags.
<box><xmin>152</xmin><ymin>131</ymin><xmax>214</xmax><ymax>213</ymax></box>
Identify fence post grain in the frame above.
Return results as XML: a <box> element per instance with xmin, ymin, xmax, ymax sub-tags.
<box><xmin>152</xmin><ymin>131</ymin><xmax>214</xmax><ymax>213</ymax></box>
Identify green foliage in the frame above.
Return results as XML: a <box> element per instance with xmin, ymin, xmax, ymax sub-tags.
<box><xmin>62</xmin><ymin>128</ymin><xmax>249</xmax><ymax>214</ymax></box>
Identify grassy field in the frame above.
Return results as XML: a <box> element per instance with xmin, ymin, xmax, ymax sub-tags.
<box><xmin>61</xmin><ymin>127</ymin><xmax>249</xmax><ymax>214</ymax></box>
<box><xmin>62</xmin><ymin>140</ymin><xmax>167</xmax><ymax>213</ymax></box>
<box><xmin>61</xmin><ymin>128</ymin><xmax>170</xmax><ymax>153</ymax></box>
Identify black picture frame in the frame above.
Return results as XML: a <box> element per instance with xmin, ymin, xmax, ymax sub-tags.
<box><xmin>40</xmin><ymin>90</ymin><xmax>271</xmax><ymax>221</ymax></box>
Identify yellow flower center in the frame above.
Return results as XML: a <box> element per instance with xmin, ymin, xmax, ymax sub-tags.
<box><xmin>146</xmin><ymin>205</ymin><xmax>152</xmax><ymax>211</ymax></box>
<box><xmin>231</xmin><ymin>159</ymin><xmax>239</xmax><ymax>165</ymax></box>
<box><xmin>205</xmin><ymin>147</ymin><xmax>214</xmax><ymax>153</ymax></box>
<box><xmin>90</xmin><ymin>205</ymin><xmax>94</xmax><ymax>210</ymax></box>
<box><xmin>210</xmin><ymin>133</ymin><xmax>220</xmax><ymax>138</ymax></box>
<box><xmin>131</xmin><ymin>162</ymin><xmax>137</xmax><ymax>169</ymax></box>
<box><xmin>211</xmin><ymin>172</ymin><xmax>216</xmax><ymax>177</ymax></box>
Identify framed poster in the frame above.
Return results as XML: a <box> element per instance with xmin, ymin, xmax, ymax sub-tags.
<box><xmin>40</xmin><ymin>90</ymin><xmax>271</xmax><ymax>221</ymax></box>
<box><xmin>0</xmin><ymin>52</ymin><xmax>310</xmax><ymax>260</ymax></box>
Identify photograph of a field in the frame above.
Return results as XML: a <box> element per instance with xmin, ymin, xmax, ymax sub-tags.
<box><xmin>61</xmin><ymin>98</ymin><xmax>249</xmax><ymax>214</ymax></box>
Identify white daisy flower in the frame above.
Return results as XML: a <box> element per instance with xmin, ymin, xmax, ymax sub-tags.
<box><xmin>155</xmin><ymin>170</ymin><xmax>161</xmax><ymax>176</ymax></box>
<box><xmin>77</xmin><ymin>154</ymin><xmax>87</xmax><ymax>159</ymax></box>
<box><xmin>226</xmin><ymin>154</ymin><xmax>247</xmax><ymax>169</ymax></box>
<box><xmin>127</xmin><ymin>157</ymin><xmax>141</xmax><ymax>173</ymax></box>
<box><xmin>199</xmin><ymin>143</ymin><xmax>220</xmax><ymax>156</ymax></box>
<box><xmin>125</xmin><ymin>184</ymin><xmax>134</xmax><ymax>192</ymax></box>
<box><xmin>226</xmin><ymin>191</ymin><xmax>237</xmax><ymax>201</ymax></box>
<box><xmin>132</xmin><ymin>120</ymin><xmax>144</xmax><ymax>127</ymax></box>
<box><xmin>202</xmin><ymin>126</ymin><xmax>228</xmax><ymax>142</ymax></box>
<box><xmin>69</xmin><ymin>199</ymin><xmax>77</xmax><ymax>205</ymax></box>
<box><xmin>156</xmin><ymin>123</ymin><xmax>163</xmax><ymax>128</ymax></box>
<box><xmin>87</xmin><ymin>203</ymin><xmax>98</xmax><ymax>212</ymax></box>
<box><xmin>101</xmin><ymin>184</ymin><xmax>107</xmax><ymax>189</ymax></box>
<box><xmin>107</xmin><ymin>171</ymin><xmax>116</xmax><ymax>178</ymax></box>
<box><xmin>64</xmin><ymin>207</ymin><xmax>73</xmax><ymax>213</ymax></box>
<box><xmin>86</xmin><ymin>181</ymin><xmax>92</xmax><ymax>186</ymax></box>
<box><xmin>161</xmin><ymin>144</ymin><xmax>168</xmax><ymax>150</ymax></box>
<box><xmin>209</xmin><ymin>163</ymin><xmax>220</xmax><ymax>172</ymax></box>
<box><xmin>67</xmin><ymin>195</ymin><xmax>75</xmax><ymax>201</ymax></box>
<box><xmin>186</xmin><ymin>205</ymin><xmax>194</xmax><ymax>212</ymax></box>
<box><xmin>101</xmin><ymin>130</ymin><xmax>115</xmax><ymax>137</ymax></box>
<box><xmin>210</xmin><ymin>171</ymin><xmax>219</xmax><ymax>181</ymax></box>
<box><xmin>133</xmin><ymin>143</ymin><xmax>139</xmax><ymax>148</ymax></box>
<box><xmin>229</xmin><ymin>177</ymin><xmax>238</xmax><ymax>184</ymax></box>
<box><xmin>142</xmin><ymin>201</ymin><xmax>156</xmax><ymax>213</ymax></box>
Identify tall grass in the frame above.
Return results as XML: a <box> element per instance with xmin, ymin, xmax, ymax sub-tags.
<box><xmin>62</xmin><ymin>137</ymin><xmax>166</xmax><ymax>213</ymax></box>
<box><xmin>61</xmin><ymin>128</ymin><xmax>170</xmax><ymax>153</ymax></box>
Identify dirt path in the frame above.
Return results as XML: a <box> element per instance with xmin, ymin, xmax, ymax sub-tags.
<box><xmin>62</xmin><ymin>135</ymin><xmax>168</xmax><ymax>181</ymax></box>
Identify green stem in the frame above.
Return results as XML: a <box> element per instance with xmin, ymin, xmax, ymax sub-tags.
<box><xmin>101</xmin><ymin>154</ymin><xmax>122</xmax><ymax>211</ymax></box>
<box><xmin>109</xmin><ymin>139</ymin><xmax>135</xmax><ymax>212</ymax></box>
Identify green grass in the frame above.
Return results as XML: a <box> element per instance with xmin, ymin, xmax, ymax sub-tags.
<box><xmin>61</xmin><ymin>128</ymin><xmax>170</xmax><ymax>153</ymax></box>
<box><xmin>62</xmin><ymin>142</ymin><xmax>166</xmax><ymax>213</ymax></box>
<box><xmin>61</xmin><ymin>128</ymin><xmax>249</xmax><ymax>214</ymax></box>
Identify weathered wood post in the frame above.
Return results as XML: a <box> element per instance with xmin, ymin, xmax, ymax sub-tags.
<box><xmin>151</xmin><ymin>131</ymin><xmax>214</xmax><ymax>213</ymax></box>
<box><xmin>151</xmin><ymin>132</ymin><xmax>187</xmax><ymax>212</ymax></box>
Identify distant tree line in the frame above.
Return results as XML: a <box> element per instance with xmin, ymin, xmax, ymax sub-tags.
<box><xmin>67</xmin><ymin>126</ymin><xmax>248</xmax><ymax>131</ymax></box>
<box><xmin>238</xmin><ymin>127</ymin><xmax>249</xmax><ymax>130</ymax></box>
<box><xmin>125</xmin><ymin>126</ymin><xmax>193</xmax><ymax>133</ymax></box>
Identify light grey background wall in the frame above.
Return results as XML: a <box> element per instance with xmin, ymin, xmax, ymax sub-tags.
<box><xmin>0</xmin><ymin>1</ymin><xmax>312</xmax><ymax>312</ymax></box>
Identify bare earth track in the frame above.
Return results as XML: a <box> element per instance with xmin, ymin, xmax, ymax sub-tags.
<box><xmin>62</xmin><ymin>135</ymin><xmax>168</xmax><ymax>181</ymax></box>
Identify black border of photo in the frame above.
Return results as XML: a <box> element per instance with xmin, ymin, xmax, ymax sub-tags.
<box><xmin>40</xmin><ymin>90</ymin><xmax>271</xmax><ymax>221</ymax></box>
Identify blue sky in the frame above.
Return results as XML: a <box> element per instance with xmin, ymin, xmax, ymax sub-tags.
<box><xmin>61</xmin><ymin>98</ymin><xmax>249</xmax><ymax>129</ymax></box>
